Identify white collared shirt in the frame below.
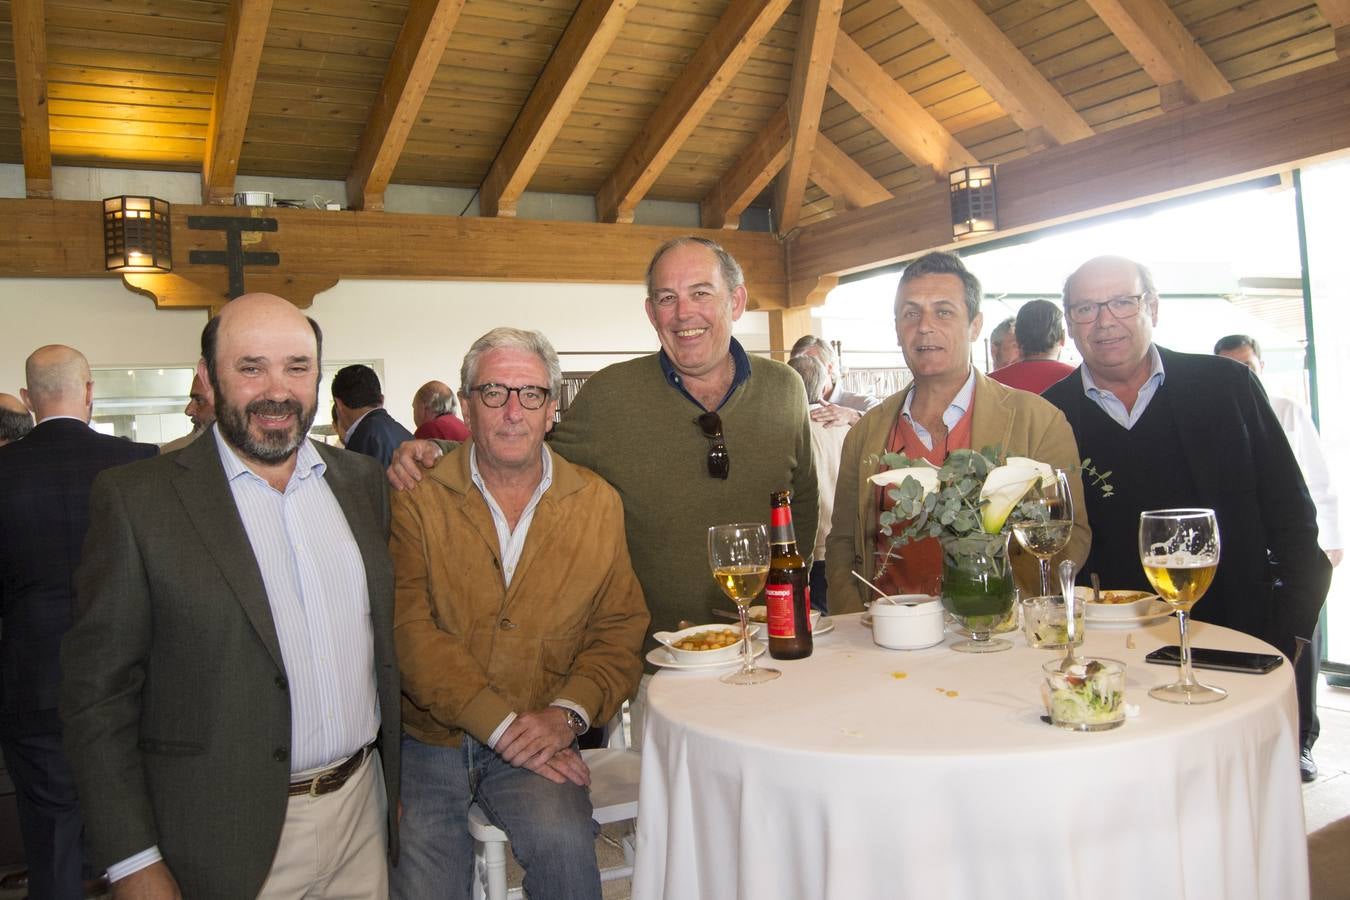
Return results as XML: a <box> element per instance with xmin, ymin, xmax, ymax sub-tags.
<box><xmin>901</xmin><ymin>369</ymin><xmax>976</xmax><ymax>450</ymax></box>
<box><xmin>1079</xmin><ymin>345</ymin><xmax>1166</xmax><ymax>429</ymax></box>
<box><xmin>342</xmin><ymin>408</ymin><xmax>375</xmax><ymax>444</ymax></box>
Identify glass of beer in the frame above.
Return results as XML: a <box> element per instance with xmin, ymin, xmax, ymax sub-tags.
<box><xmin>1012</xmin><ymin>468</ymin><xmax>1074</xmax><ymax>596</ymax></box>
<box><xmin>708</xmin><ymin>524</ymin><xmax>778</xmax><ymax>685</ymax></box>
<box><xmin>1139</xmin><ymin>508</ymin><xmax>1226</xmax><ymax>704</ymax></box>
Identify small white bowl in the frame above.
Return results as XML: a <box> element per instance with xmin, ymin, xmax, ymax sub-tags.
<box><xmin>1075</xmin><ymin>587</ymin><xmax>1158</xmax><ymax>619</ymax></box>
<box><xmin>652</xmin><ymin>623</ymin><xmax>757</xmax><ymax>664</ymax></box>
<box><xmin>746</xmin><ymin>605</ymin><xmax>822</xmax><ymax>633</ymax></box>
<box><xmin>870</xmin><ymin>595</ymin><xmax>945</xmax><ymax>650</ymax></box>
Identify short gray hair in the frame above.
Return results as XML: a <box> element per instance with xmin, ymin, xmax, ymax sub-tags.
<box><xmin>787</xmin><ymin>354</ymin><xmax>828</xmax><ymax>404</ymax></box>
<box><xmin>0</xmin><ymin>407</ymin><xmax>33</xmax><ymax>443</ymax></box>
<box><xmin>460</xmin><ymin>327</ymin><xmax>563</xmax><ymax>399</ymax></box>
<box><xmin>646</xmin><ymin>236</ymin><xmax>745</xmax><ymax>296</ymax></box>
<box><xmin>1061</xmin><ymin>255</ymin><xmax>1158</xmax><ymax>310</ymax></box>
<box><xmin>895</xmin><ymin>251</ymin><xmax>982</xmax><ymax>322</ymax></box>
<box><xmin>790</xmin><ymin>335</ymin><xmax>836</xmax><ymax>369</ymax></box>
<box><xmin>415</xmin><ymin>382</ymin><xmax>458</xmax><ymax>416</ymax></box>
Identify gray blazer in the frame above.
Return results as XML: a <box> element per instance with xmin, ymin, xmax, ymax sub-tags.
<box><xmin>60</xmin><ymin>433</ymin><xmax>400</xmax><ymax>899</ymax></box>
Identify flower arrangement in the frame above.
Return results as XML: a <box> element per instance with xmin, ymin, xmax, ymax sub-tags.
<box><xmin>869</xmin><ymin>445</ymin><xmax>1055</xmax><ymax>560</ymax></box>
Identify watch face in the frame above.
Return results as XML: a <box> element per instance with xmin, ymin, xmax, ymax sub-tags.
<box><xmin>566</xmin><ymin>710</ymin><xmax>586</xmax><ymax>734</ymax></box>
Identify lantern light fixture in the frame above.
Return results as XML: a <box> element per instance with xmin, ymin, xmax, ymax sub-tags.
<box><xmin>949</xmin><ymin>166</ymin><xmax>997</xmax><ymax>239</ymax></box>
<box><xmin>104</xmin><ymin>195</ymin><xmax>172</xmax><ymax>272</ymax></box>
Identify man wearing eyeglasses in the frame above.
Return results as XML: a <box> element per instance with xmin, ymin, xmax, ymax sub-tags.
<box><xmin>387</xmin><ymin>327</ymin><xmax>648</xmax><ymax>899</ymax></box>
<box><xmin>1042</xmin><ymin>257</ymin><xmax>1329</xmax><ymax>770</ymax></box>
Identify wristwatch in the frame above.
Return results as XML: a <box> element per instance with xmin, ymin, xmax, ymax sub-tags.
<box><xmin>562</xmin><ymin>708</ymin><xmax>587</xmax><ymax>736</ymax></box>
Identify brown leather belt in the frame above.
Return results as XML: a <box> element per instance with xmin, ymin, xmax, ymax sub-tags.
<box><xmin>288</xmin><ymin>744</ymin><xmax>373</xmax><ymax>798</ymax></box>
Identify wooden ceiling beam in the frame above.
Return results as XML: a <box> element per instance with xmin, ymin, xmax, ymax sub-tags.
<box><xmin>10</xmin><ymin>0</ymin><xmax>52</xmax><ymax>199</ymax></box>
<box><xmin>810</xmin><ymin>134</ymin><xmax>892</xmax><ymax>210</ymax></box>
<box><xmin>480</xmin><ymin>0</ymin><xmax>635</xmax><ymax>218</ymax></box>
<box><xmin>0</xmin><ymin>200</ymin><xmax>790</xmax><ymax>308</ymax></box>
<box><xmin>595</xmin><ymin>0</ymin><xmax>792</xmax><ymax>224</ymax></box>
<box><xmin>347</xmin><ymin>0</ymin><xmax>466</xmax><ymax>212</ymax></box>
<box><xmin>700</xmin><ymin>107</ymin><xmax>789</xmax><ymax>230</ymax></box>
<box><xmin>774</xmin><ymin>0</ymin><xmax>843</xmax><ymax>236</ymax></box>
<box><xmin>1085</xmin><ymin>0</ymin><xmax>1231</xmax><ymax>110</ymax></box>
<box><xmin>787</xmin><ymin>53</ymin><xmax>1350</xmax><ymax>288</ymax></box>
<box><xmin>201</xmin><ymin>0</ymin><xmax>273</xmax><ymax>205</ymax></box>
<box><xmin>897</xmin><ymin>0</ymin><xmax>1094</xmax><ymax>148</ymax></box>
<box><xmin>828</xmin><ymin>32</ymin><xmax>978</xmax><ymax>181</ymax></box>
<box><xmin>1317</xmin><ymin>1</ymin><xmax>1350</xmax><ymax>56</ymax></box>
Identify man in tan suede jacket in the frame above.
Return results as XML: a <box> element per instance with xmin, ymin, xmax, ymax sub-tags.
<box><xmin>388</xmin><ymin>327</ymin><xmax>648</xmax><ymax>900</ymax></box>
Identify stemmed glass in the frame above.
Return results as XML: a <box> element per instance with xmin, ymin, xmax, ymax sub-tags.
<box><xmin>1012</xmin><ymin>468</ymin><xmax>1074</xmax><ymax>595</ymax></box>
<box><xmin>708</xmin><ymin>523</ymin><xmax>777</xmax><ymax>685</ymax></box>
<box><xmin>1139</xmin><ymin>508</ymin><xmax>1226</xmax><ymax>704</ymax></box>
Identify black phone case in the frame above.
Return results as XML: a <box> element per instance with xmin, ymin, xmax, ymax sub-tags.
<box><xmin>1144</xmin><ymin>645</ymin><xmax>1283</xmax><ymax>674</ymax></box>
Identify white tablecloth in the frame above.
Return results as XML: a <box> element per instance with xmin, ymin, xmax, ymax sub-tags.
<box><xmin>633</xmin><ymin>614</ymin><xmax>1307</xmax><ymax>900</ymax></box>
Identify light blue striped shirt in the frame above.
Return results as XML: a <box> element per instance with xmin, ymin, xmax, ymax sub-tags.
<box><xmin>1080</xmin><ymin>344</ymin><xmax>1167</xmax><ymax>429</ymax></box>
<box><xmin>212</xmin><ymin>426</ymin><xmax>380</xmax><ymax>773</ymax></box>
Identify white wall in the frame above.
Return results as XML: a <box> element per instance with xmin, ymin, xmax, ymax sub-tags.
<box><xmin>0</xmin><ymin>276</ymin><xmax>770</xmax><ymax>434</ymax></box>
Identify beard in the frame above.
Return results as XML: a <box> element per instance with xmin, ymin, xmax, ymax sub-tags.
<box><xmin>212</xmin><ymin>380</ymin><xmax>316</xmax><ymax>465</ymax></box>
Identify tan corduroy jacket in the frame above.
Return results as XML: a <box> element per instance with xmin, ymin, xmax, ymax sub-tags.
<box><xmin>390</xmin><ymin>442</ymin><xmax>649</xmax><ymax>747</ymax></box>
<box><xmin>827</xmin><ymin>370</ymin><xmax>1091</xmax><ymax>614</ymax></box>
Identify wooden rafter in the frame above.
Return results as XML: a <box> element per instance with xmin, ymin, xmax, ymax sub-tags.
<box><xmin>1085</xmin><ymin>0</ymin><xmax>1231</xmax><ymax>109</ymax></box>
<box><xmin>700</xmin><ymin>107</ymin><xmax>790</xmax><ymax>230</ymax></box>
<box><xmin>787</xmin><ymin>53</ymin><xmax>1350</xmax><ymax>287</ymax></box>
<box><xmin>828</xmin><ymin>33</ymin><xmax>978</xmax><ymax>182</ymax></box>
<box><xmin>897</xmin><ymin>0</ymin><xmax>1093</xmax><ymax>148</ymax></box>
<box><xmin>810</xmin><ymin>134</ymin><xmax>891</xmax><ymax>210</ymax></box>
<box><xmin>201</xmin><ymin>0</ymin><xmax>273</xmax><ymax>205</ymax></box>
<box><xmin>480</xmin><ymin>0</ymin><xmax>635</xmax><ymax>218</ymax></box>
<box><xmin>594</xmin><ymin>0</ymin><xmax>792</xmax><ymax>224</ymax></box>
<box><xmin>1317</xmin><ymin>0</ymin><xmax>1350</xmax><ymax>56</ymax></box>
<box><xmin>347</xmin><ymin>0</ymin><xmax>467</xmax><ymax>212</ymax></box>
<box><xmin>774</xmin><ymin>0</ymin><xmax>843</xmax><ymax>235</ymax></box>
<box><xmin>10</xmin><ymin>0</ymin><xmax>52</xmax><ymax>199</ymax></box>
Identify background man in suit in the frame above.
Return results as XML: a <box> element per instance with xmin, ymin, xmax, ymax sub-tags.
<box><xmin>332</xmin><ymin>364</ymin><xmax>412</xmax><ymax>467</ymax></box>
<box><xmin>1043</xmin><ymin>256</ymin><xmax>1330</xmax><ymax>780</ymax></box>
<box><xmin>0</xmin><ymin>392</ymin><xmax>32</xmax><ymax>446</ymax></box>
<box><xmin>0</xmin><ymin>345</ymin><xmax>156</xmax><ymax>899</ymax></box>
<box><xmin>61</xmin><ymin>294</ymin><xmax>401</xmax><ymax>899</ymax></box>
<box><xmin>159</xmin><ymin>373</ymin><xmax>215</xmax><ymax>453</ymax></box>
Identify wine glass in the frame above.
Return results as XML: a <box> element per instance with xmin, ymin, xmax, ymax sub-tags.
<box><xmin>1012</xmin><ymin>468</ymin><xmax>1074</xmax><ymax>596</ymax></box>
<box><xmin>708</xmin><ymin>523</ymin><xmax>777</xmax><ymax>685</ymax></box>
<box><xmin>1139</xmin><ymin>508</ymin><xmax>1226</xmax><ymax>704</ymax></box>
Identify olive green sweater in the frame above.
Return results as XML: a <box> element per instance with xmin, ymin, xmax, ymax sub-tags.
<box><xmin>548</xmin><ymin>353</ymin><xmax>818</xmax><ymax>656</ymax></box>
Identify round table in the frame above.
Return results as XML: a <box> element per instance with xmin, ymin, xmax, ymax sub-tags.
<box><xmin>632</xmin><ymin>613</ymin><xmax>1307</xmax><ymax>900</ymax></box>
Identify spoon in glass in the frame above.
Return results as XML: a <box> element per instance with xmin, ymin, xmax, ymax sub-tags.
<box><xmin>1058</xmin><ymin>558</ymin><xmax>1083</xmax><ymax>672</ymax></box>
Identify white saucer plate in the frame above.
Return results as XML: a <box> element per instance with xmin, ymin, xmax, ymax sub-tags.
<box><xmin>647</xmin><ymin>640</ymin><xmax>768</xmax><ymax>670</ymax></box>
<box><xmin>1085</xmin><ymin>600</ymin><xmax>1175</xmax><ymax>630</ymax></box>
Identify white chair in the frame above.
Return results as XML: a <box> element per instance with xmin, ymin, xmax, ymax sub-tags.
<box><xmin>468</xmin><ymin>708</ymin><xmax>641</xmax><ymax>900</ymax></box>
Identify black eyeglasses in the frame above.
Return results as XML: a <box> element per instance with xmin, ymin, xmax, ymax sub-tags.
<box><xmin>697</xmin><ymin>412</ymin><xmax>729</xmax><ymax>480</ymax></box>
<box><xmin>470</xmin><ymin>383</ymin><xmax>551</xmax><ymax>410</ymax></box>
<box><xmin>1066</xmin><ymin>294</ymin><xmax>1147</xmax><ymax>324</ymax></box>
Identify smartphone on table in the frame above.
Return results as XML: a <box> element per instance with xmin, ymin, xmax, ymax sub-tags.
<box><xmin>1144</xmin><ymin>645</ymin><xmax>1283</xmax><ymax>674</ymax></box>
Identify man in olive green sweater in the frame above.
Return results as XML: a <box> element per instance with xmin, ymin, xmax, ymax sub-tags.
<box><xmin>388</xmin><ymin>237</ymin><xmax>817</xmax><ymax>662</ymax></box>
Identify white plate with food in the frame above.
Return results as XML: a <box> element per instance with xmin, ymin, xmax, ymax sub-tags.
<box><xmin>1075</xmin><ymin>587</ymin><xmax>1160</xmax><ymax>619</ymax></box>
<box><xmin>1083</xmin><ymin>599</ymin><xmax>1174</xmax><ymax>630</ymax></box>
<box><xmin>646</xmin><ymin>640</ymin><xmax>767</xmax><ymax>670</ymax></box>
<box><xmin>747</xmin><ymin>606</ymin><xmax>830</xmax><ymax>635</ymax></box>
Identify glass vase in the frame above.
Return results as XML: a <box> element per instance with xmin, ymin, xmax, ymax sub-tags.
<box><xmin>940</xmin><ymin>533</ymin><xmax>1015</xmax><ymax>653</ymax></box>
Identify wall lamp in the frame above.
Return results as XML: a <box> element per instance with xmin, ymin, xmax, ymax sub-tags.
<box><xmin>104</xmin><ymin>195</ymin><xmax>173</xmax><ymax>272</ymax></box>
<box><xmin>949</xmin><ymin>166</ymin><xmax>997</xmax><ymax>239</ymax></box>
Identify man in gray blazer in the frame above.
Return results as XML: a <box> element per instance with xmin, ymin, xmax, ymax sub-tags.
<box><xmin>61</xmin><ymin>293</ymin><xmax>400</xmax><ymax>899</ymax></box>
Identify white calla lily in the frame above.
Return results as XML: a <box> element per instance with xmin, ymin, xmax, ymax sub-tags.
<box><xmin>869</xmin><ymin>464</ymin><xmax>940</xmax><ymax>498</ymax></box>
<box><xmin>1004</xmin><ymin>456</ymin><xmax>1055</xmax><ymax>488</ymax></box>
<box><xmin>979</xmin><ymin>461</ymin><xmax>1045</xmax><ymax>533</ymax></box>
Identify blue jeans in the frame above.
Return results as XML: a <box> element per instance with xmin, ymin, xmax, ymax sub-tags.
<box><xmin>390</xmin><ymin>733</ymin><xmax>601</xmax><ymax>900</ymax></box>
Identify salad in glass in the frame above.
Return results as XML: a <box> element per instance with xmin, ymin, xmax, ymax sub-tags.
<box><xmin>1042</xmin><ymin>657</ymin><xmax>1126</xmax><ymax>731</ymax></box>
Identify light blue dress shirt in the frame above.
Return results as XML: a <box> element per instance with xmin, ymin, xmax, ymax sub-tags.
<box><xmin>1080</xmin><ymin>345</ymin><xmax>1166</xmax><ymax>429</ymax></box>
<box><xmin>901</xmin><ymin>368</ymin><xmax>976</xmax><ymax>450</ymax></box>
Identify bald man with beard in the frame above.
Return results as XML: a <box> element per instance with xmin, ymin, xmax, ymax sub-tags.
<box><xmin>0</xmin><ymin>346</ymin><xmax>155</xmax><ymax>899</ymax></box>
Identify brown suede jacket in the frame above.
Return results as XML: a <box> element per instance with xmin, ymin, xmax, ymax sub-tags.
<box><xmin>390</xmin><ymin>443</ymin><xmax>649</xmax><ymax>747</ymax></box>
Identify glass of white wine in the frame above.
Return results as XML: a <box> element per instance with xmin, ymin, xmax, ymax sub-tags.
<box><xmin>1012</xmin><ymin>468</ymin><xmax>1074</xmax><ymax>596</ymax></box>
<box><xmin>1139</xmin><ymin>508</ymin><xmax>1226</xmax><ymax>704</ymax></box>
<box><xmin>708</xmin><ymin>523</ymin><xmax>777</xmax><ymax>685</ymax></box>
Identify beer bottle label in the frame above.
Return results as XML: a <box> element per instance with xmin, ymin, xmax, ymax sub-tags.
<box><xmin>764</xmin><ymin>582</ymin><xmax>797</xmax><ymax>638</ymax></box>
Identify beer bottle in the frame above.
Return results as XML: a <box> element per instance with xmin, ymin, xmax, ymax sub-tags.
<box><xmin>765</xmin><ymin>489</ymin><xmax>813</xmax><ymax>660</ymax></box>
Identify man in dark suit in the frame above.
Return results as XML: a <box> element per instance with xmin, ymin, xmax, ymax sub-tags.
<box><xmin>61</xmin><ymin>294</ymin><xmax>401</xmax><ymax>899</ymax></box>
<box><xmin>1043</xmin><ymin>255</ymin><xmax>1330</xmax><ymax>779</ymax></box>
<box><xmin>0</xmin><ymin>345</ymin><xmax>156</xmax><ymax>899</ymax></box>
<box><xmin>332</xmin><ymin>364</ymin><xmax>412</xmax><ymax>468</ymax></box>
